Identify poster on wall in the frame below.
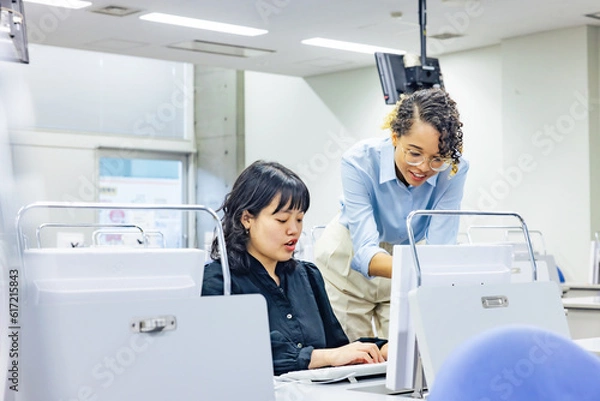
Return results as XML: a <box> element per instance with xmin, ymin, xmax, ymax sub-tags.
<box><xmin>98</xmin><ymin>157</ymin><xmax>184</xmax><ymax>248</ymax></box>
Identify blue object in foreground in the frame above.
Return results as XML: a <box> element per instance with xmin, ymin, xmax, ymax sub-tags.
<box><xmin>427</xmin><ymin>324</ymin><xmax>600</xmax><ymax>401</ymax></box>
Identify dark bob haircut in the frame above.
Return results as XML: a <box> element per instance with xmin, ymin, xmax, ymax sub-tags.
<box><xmin>210</xmin><ymin>160</ymin><xmax>310</xmax><ymax>272</ymax></box>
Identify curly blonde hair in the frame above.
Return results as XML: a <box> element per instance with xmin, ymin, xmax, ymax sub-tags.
<box><xmin>382</xmin><ymin>88</ymin><xmax>463</xmax><ymax>175</ymax></box>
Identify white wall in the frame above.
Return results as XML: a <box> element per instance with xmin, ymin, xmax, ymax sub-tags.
<box><xmin>2</xmin><ymin>44</ymin><xmax>193</xmax><ymax>137</ymax></box>
<box><xmin>245</xmin><ymin>25</ymin><xmax>599</xmax><ymax>282</ymax></box>
<box><xmin>4</xmin><ymin>45</ymin><xmax>195</xmax><ymax>208</ymax></box>
<box><xmin>245</xmin><ymin>69</ymin><xmax>394</xmax><ymax>231</ymax></box>
<box><xmin>500</xmin><ymin>26</ymin><xmax>593</xmax><ymax>281</ymax></box>
<box><xmin>438</xmin><ymin>45</ymin><xmax>503</xmax><ymax>217</ymax></box>
<box><xmin>590</xmin><ymin>26</ymin><xmax>600</xmax><ymax>243</ymax></box>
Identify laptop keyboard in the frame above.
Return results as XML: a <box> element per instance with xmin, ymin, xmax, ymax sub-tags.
<box><xmin>277</xmin><ymin>361</ymin><xmax>387</xmax><ymax>383</ymax></box>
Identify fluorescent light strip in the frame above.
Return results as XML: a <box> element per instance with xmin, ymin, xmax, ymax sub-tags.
<box><xmin>23</xmin><ymin>0</ymin><xmax>92</xmax><ymax>9</ymax></box>
<box><xmin>140</xmin><ymin>12</ymin><xmax>267</xmax><ymax>37</ymax></box>
<box><xmin>301</xmin><ymin>37</ymin><xmax>405</xmax><ymax>55</ymax></box>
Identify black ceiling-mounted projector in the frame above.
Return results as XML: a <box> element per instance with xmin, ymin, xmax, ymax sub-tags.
<box><xmin>375</xmin><ymin>53</ymin><xmax>444</xmax><ymax>104</ymax></box>
<box><xmin>375</xmin><ymin>0</ymin><xmax>443</xmax><ymax>104</ymax></box>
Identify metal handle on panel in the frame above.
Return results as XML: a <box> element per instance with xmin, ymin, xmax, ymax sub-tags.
<box><xmin>16</xmin><ymin>201</ymin><xmax>231</xmax><ymax>296</ymax></box>
<box><xmin>406</xmin><ymin>210</ymin><xmax>538</xmax><ymax>287</ymax></box>
<box><xmin>131</xmin><ymin>315</ymin><xmax>177</xmax><ymax>333</ymax></box>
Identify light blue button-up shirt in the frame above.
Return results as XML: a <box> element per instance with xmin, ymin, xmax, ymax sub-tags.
<box><xmin>338</xmin><ymin>136</ymin><xmax>469</xmax><ymax>277</ymax></box>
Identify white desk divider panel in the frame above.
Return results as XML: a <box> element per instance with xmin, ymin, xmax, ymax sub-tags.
<box><xmin>506</xmin><ymin>242</ymin><xmax>560</xmax><ymax>285</ymax></box>
<box><xmin>539</xmin><ymin>254</ymin><xmax>560</xmax><ymax>285</ymax></box>
<box><xmin>22</xmin><ymin>248</ymin><xmax>206</xmax><ymax>303</ymax></box>
<box><xmin>19</xmin><ymin>294</ymin><xmax>274</xmax><ymax>401</ymax></box>
<box><xmin>387</xmin><ymin>209</ymin><xmax>546</xmax><ymax>398</ymax></box>
<box><xmin>466</xmin><ymin>225</ymin><xmax>561</xmax><ymax>285</ymax></box>
<box><xmin>409</xmin><ymin>281</ymin><xmax>571</xmax><ymax>388</ymax></box>
<box><xmin>386</xmin><ymin>244</ymin><xmax>513</xmax><ymax>392</ymax></box>
<box><xmin>590</xmin><ymin>232</ymin><xmax>600</xmax><ymax>284</ymax></box>
<box><xmin>14</xmin><ymin>202</ymin><xmax>276</xmax><ymax>401</ymax></box>
<box><xmin>561</xmin><ymin>296</ymin><xmax>600</xmax><ymax>340</ymax></box>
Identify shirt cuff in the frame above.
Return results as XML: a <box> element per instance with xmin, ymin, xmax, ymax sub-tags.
<box><xmin>352</xmin><ymin>246</ymin><xmax>389</xmax><ymax>278</ymax></box>
<box><xmin>298</xmin><ymin>346</ymin><xmax>314</xmax><ymax>370</ymax></box>
<box><xmin>355</xmin><ymin>337</ymin><xmax>389</xmax><ymax>349</ymax></box>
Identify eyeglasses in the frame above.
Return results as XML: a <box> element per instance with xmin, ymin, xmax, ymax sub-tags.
<box><xmin>399</xmin><ymin>144</ymin><xmax>450</xmax><ymax>172</ymax></box>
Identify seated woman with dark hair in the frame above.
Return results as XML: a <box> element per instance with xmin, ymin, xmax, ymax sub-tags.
<box><xmin>202</xmin><ymin>160</ymin><xmax>387</xmax><ymax>376</ymax></box>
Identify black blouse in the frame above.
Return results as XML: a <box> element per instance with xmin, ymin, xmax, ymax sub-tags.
<box><xmin>202</xmin><ymin>254</ymin><xmax>349</xmax><ymax>375</ymax></box>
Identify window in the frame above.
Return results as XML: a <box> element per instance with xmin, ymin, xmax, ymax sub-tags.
<box><xmin>97</xmin><ymin>150</ymin><xmax>190</xmax><ymax>248</ymax></box>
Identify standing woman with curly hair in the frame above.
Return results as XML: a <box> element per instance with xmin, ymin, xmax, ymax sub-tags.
<box><xmin>314</xmin><ymin>88</ymin><xmax>469</xmax><ymax>342</ymax></box>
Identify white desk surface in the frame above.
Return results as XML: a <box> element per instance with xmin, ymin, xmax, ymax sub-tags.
<box><xmin>275</xmin><ymin>378</ymin><xmax>420</xmax><ymax>401</ymax></box>
<box><xmin>562</xmin><ymin>296</ymin><xmax>600</xmax><ymax>309</ymax></box>
<box><xmin>274</xmin><ymin>339</ymin><xmax>600</xmax><ymax>400</ymax></box>
<box><xmin>574</xmin><ymin>337</ymin><xmax>600</xmax><ymax>355</ymax></box>
<box><xmin>563</xmin><ymin>282</ymin><xmax>600</xmax><ymax>291</ymax></box>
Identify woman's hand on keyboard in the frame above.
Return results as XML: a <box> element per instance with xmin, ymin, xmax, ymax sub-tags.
<box><xmin>308</xmin><ymin>341</ymin><xmax>385</xmax><ymax>369</ymax></box>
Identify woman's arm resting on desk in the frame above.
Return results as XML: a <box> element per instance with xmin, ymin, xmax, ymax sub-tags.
<box><xmin>308</xmin><ymin>342</ymin><xmax>385</xmax><ymax>369</ymax></box>
<box><xmin>368</xmin><ymin>252</ymin><xmax>393</xmax><ymax>278</ymax></box>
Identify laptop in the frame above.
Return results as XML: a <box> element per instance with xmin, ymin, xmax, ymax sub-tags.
<box><xmin>277</xmin><ymin>361</ymin><xmax>387</xmax><ymax>383</ymax></box>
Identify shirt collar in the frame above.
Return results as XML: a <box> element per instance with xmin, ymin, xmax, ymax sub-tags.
<box><xmin>379</xmin><ymin>137</ymin><xmax>438</xmax><ymax>188</ymax></box>
<box><xmin>246</xmin><ymin>252</ymin><xmax>294</xmax><ymax>277</ymax></box>
<box><xmin>379</xmin><ymin>137</ymin><xmax>398</xmax><ymax>184</ymax></box>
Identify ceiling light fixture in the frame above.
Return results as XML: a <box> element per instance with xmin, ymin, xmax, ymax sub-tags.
<box><xmin>23</xmin><ymin>0</ymin><xmax>92</xmax><ymax>9</ymax></box>
<box><xmin>139</xmin><ymin>12</ymin><xmax>268</xmax><ymax>36</ymax></box>
<box><xmin>301</xmin><ymin>37</ymin><xmax>405</xmax><ymax>55</ymax></box>
<box><xmin>92</xmin><ymin>5</ymin><xmax>143</xmax><ymax>17</ymax></box>
<box><xmin>441</xmin><ymin>0</ymin><xmax>474</xmax><ymax>5</ymax></box>
<box><xmin>168</xmin><ymin>40</ymin><xmax>274</xmax><ymax>58</ymax></box>
<box><xmin>429</xmin><ymin>32</ymin><xmax>464</xmax><ymax>40</ymax></box>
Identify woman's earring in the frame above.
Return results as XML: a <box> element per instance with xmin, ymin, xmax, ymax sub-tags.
<box><xmin>245</xmin><ymin>228</ymin><xmax>249</xmax><ymax>235</ymax></box>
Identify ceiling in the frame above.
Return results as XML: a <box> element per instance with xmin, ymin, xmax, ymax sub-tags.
<box><xmin>20</xmin><ymin>0</ymin><xmax>600</xmax><ymax>77</ymax></box>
